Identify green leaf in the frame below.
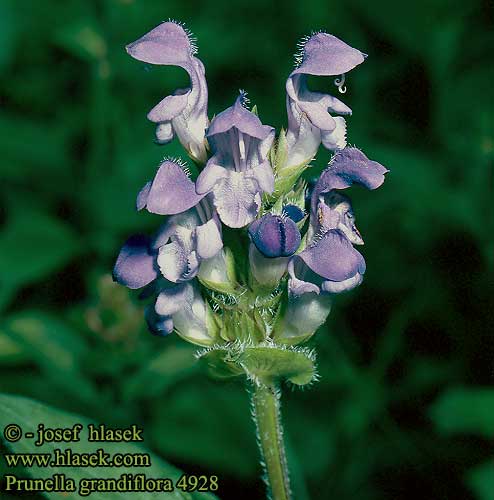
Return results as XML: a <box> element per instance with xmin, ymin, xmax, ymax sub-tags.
<box><xmin>0</xmin><ymin>0</ymin><xmax>19</xmax><ymax>69</ymax></box>
<box><xmin>274</xmin><ymin>128</ymin><xmax>288</xmax><ymax>173</ymax></box>
<box><xmin>270</xmin><ymin>163</ymin><xmax>308</xmax><ymax>207</ymax></box>
<box><xmin>150</xmin><ymin>381</ymin><xmax>257</xmax><ymax>478</ymax></box>
<box><xmin>0</xmin><ymin>329</ymin><xmax>27</xmax><ymax>364</ymax></box>
<box><xmin>123</xmin><ymin>345</ymin><xmax>199</xmax><ymax>400</ymax></box>
<box><xmin>0</xmin><ymin>394</ymin><xmax>218</xmax><ymax>500</ymax></box>
<box><xmin>2</xmin><ymin>311</ymin><xmax>95</xmax><ymax>401</ymax></box>
<box><xmin>429</xmin><ymin>387</ymin><xmax>494</xmax><ymax>438</ymax></box>
<box><xmin>198</xmin><ymin>343</ymin><xmax>317</xmax><ymax>386</ymax></box>
<box><xmin>0</xmin><ymin>114</ymin><xmax>70</xmax><ymax>181</ymax></box>
<box><xmin>0</xmin><ymin>209</ymin><xmax>79</xmax><ymax>307</ymax></box>
<box><xmin>465</xmin><ymin>460</ymin><xmax>494</xmax><ymax>500</ymax></box>
<box><xmin>54</xmin><ymin>19</ymin><xmax>107</xmax><ymax>62</ymax></box>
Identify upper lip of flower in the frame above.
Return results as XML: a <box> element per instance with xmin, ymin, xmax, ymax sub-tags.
<box><xmin>207</xmin><ymin>93</ymin><xmax>274</xmax><ymax>141</ymax></box>
<box><xmin>310</xmin><ymin>147</ymin><xmax>389</xmax><ymax>220</ymax></box>
<box><xmin>291</xmin><ymin>32</ymin><xmax>367</xmax><ymax>78</ymax></box>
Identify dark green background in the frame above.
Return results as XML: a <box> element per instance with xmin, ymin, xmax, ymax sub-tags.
<box><xmin>0</xmin><ymin>0</ymin><xmax>492</xmax><ymax>499</ymax></box>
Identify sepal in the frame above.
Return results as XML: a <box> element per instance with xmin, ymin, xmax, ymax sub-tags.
<box><xmin>197</xmin><ymin>248</ymin><xmax>237</xmax><ymax>294</ymax></box>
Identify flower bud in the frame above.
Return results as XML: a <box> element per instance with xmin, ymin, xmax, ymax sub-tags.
<box><xmin>248</xmin><ymin>214</ymin><xmax>301</xmax><ymax>258</ymax></box>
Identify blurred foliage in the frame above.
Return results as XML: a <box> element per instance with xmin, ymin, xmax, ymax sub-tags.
<box><xmin>0</xmin><ymin>394</ymin><xmax>218</xmax><ymax>500</ymax></box>
<box><xmin>0</xmin><ymin>0</ymin><xmax>492</xmax><ymax>499</ymax></box>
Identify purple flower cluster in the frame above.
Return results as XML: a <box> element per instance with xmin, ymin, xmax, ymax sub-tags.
<box><xmin>113</xmin><ymin>21</ymin><xmax>388</xmax><ymax>345</ymax></box>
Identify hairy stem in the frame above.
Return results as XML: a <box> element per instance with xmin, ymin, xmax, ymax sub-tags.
<box><xmin>250</xmin><ymin>382</ymin><xmax>292</xmax><ymax>500</ymax></box>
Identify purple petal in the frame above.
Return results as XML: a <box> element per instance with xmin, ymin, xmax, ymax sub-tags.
<box><xmin>287</xmin><ymin>258</ymin><xmax>321</xmax><ymax>296</ymax></box>
<box><xmin>145</xmin><ymin>305</ymin><xmax>174</xmax><ymax>336</ymax></box>
<box><xmin>113</xmin><ymin>235</ymin><xmax>158</xmax><ymax>289</ymax></box>
<box><xmin>298</xmin><ymin>229</ymin><xmax>366</xmax><ymax>282</ymax></box>
<box><xmin>126</xmin><ymin>22</ymin><xmax>209</xmax><ymax>164</ymax></box>
<box><xmin>152</xmin><ymin>210</ymin><xmax>201</xmax><ymax>250</ymax></box>
<box><xmin>207</xmin><ymin>94</ymin><xmax>274</xmax><ymax>140</ymax></box>
<box><xmin>158</xmin><ymin>240</ymin><xmax>199</xmax><ymax>283</ymax></box>
<box><xmin>311</xmin><ymin>148</ymin><xmax>389</xmax><ymax>215</ymax></box>
<box><xmin>283</xmin><ymin>204</ymin><xmax>305</xmax><ymax>223</ymax></box>
<box><xmin>140</xmin><ymin>160</ymin><xmax>205</xmax><ymax>215</ymax></box>
<box><xmin>212</xmin><ymin>171</ymin><xmax>262</xmax><ymax>228</ymax></box>
<box><xmin>315</xmin><ymin>192</ymin><xmax>364</xmax><ymax>245</ymax></box>
<box><xmin>249</xmin><ymin>244</ymin><xmax>289</xmax><ymax>286</ymax></box>
<box><xmin>136</xmin><ymin>181</ymin><xmax>152</xmax><ymax>211</ymax></box>
<box><xmin>316</xmin><ymin>93</ymin><xmax>353</xmax><ymax>115</ymax></box>
<box><xmin>321</xmin><ymin>273</ymin><xmax>363</xmax><ymax>294</ymax></box>
<box><xmin>297</xmin><ymin>101</ymin><xmax>337</xmax><ymax>131</ymax></box>
<box><xmin>321</xmin><ymin>116</ymin><xmax>347</xmax><ymax>150</ymax></box>
<box><xmin>292</xmin><ymin>32</ymin><xmax>366</xmax><ymax>77</ymax></box>
<box><xmin>196</xmin><ymin>162</ymin><xmax>228</xmax><ymax>195</ymax></box>
<box><xmin>147</xmin><ymin>91</ymin><xmax>189</xmax><ymax>123</ymax></box>
<box><xmin>155</xmin><ymin>122</ymin><xmax>174</xmax><ymax>144</ymax></box>
<box><xmin>250</xmin><ymin>161</ymin><xmax>275</xmax><ymax>194</ymax></box>
<box><xmin>126</xmin><ymin>21</ymin><xmax>196</xmax><ymax>65</ymax></box>
<box><xmin>172</xmin><ymin>282</ymin><xmax>210</xmax><ymax>343</ymax></box>
<box><xmin>249</xmin><ymin>214</ymin><xmax>301</xmax><ymax>258</ymax></box>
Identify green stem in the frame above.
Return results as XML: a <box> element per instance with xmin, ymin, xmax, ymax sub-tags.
<box><xmin>250</xmin><ymin>382</ymin><xmax>292</xmax><ymax>500</ymax></box>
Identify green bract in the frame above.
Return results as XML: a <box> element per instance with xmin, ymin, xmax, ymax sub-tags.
<box><xmin>197</xmin><ymin>342</ymin><xmax>317</xmax><ymax>387</ymax></box>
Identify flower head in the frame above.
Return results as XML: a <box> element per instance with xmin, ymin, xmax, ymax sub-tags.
<box><xmin>126</xmin><ymin>21</ymin><xmax>209</xmax><ymax>163</ymax></box>
<box><xmin>118</xmin><ymin>22</ymin><xmax>389</xmax><ymax>347</ymax></box>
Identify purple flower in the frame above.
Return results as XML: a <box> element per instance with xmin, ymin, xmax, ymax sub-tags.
<box><xmin>274</xmin><ymin>292</ymin><xmax>333</xmax><ymax>343</ymax></box>
<box><xmin>149</xmin><ymin>281</ymin><xmax>213</xmax><ymax>345</ymax></box>
<box><xmin>112</xmin><ymin>234</ymin><xmax>158</xmax><ymax>290</ymax></box>
<box><xmin>196</xmin><ymin>93</ymin><xmax>275</xmax><ymax>228</ymax></box>
<box><xmin>310</xmin><ymin>147</ymin><xmax>389</xmax><ymax>221</ymax></box>
<box><xmin>137</xmin><ymin>159</ymin><xmax>223</xmax><ymax>283</ymax></box>
<box><xmin>288</xmin><ymin>147</ymin><xmax>388</xmax><ymax>296</ymax></box>
<box><xmin>248</xmin><ymin>213</ymin><xmax>301</xmax><ymax>258</ymax></box>
<box><xmin>113</xmin><ymin>230</ymin><xmax>215</xmax><ymax>342</ymax></box>
<box><xmin>311</xmin><ymin>192</ymin><xmax>363</xmax><ymax>245</ymax></box>
<box><xmin>288</xmin><ymin>229</ymin><xmax>366</xmax><ymax>295</ymax></box>
<box><xmin>126</xmin><ymin>21</ymin><xmax>209</xmax><ymax>163</ymax></box>
<box><xmin>285</xmin><ymin>33</ymin><xmax>366</xmax><ymax>168</ymax></box>
<box><xmin>145</xmin><ymin>305</ymin><xmax>174</xmax><ymax>336</ymax></box>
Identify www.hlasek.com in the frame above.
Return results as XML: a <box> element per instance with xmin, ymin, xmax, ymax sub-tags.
<box><xmin>1</xmin><ymin>423</ymin><xmax>219</xmax><ymax>496</ymax></box>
